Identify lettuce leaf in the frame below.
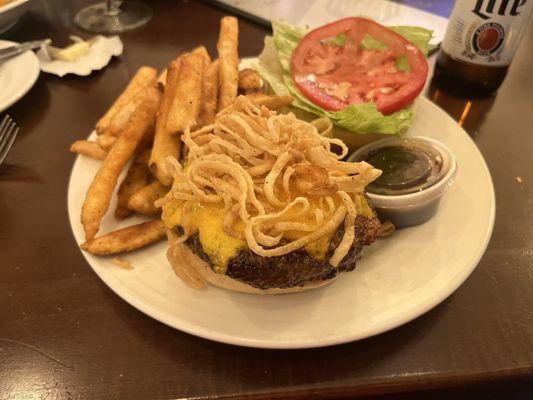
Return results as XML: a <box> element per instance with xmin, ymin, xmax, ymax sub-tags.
<box><xmin>389</xmin><ymin>26</ymin><xmax>433</xmax><ymax>56</ymax></box>
<box><xmin>360</xmin><ymin>33</ymin><xmax>389</xmax><ymax>51</ymax></box>
<box><xmin>255</xmin><ymin>20</ymin><xmax>432</xmax><ymax>135</ymax></box>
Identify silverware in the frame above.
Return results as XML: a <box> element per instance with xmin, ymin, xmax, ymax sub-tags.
<box><xmin>0</xmin><ymin>39</ymin><xmax>51</xmax><ymax>62</ymax></box>
<box><xmin>0</xmin><ymin>115</ymin><xmax>19</xmax><ymax>166</ymax></box>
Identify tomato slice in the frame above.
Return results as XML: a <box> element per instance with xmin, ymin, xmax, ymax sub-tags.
<box><xmin>290</xmin><ymin>17</ymin><xmax>428</xmax><ymax>115</ymax></box>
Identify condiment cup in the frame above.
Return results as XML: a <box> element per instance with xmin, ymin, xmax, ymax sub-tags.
<box><xmin>348</xmin><ymin>136</ymin><xmax>457</xmax><ymax>228</ymax></box>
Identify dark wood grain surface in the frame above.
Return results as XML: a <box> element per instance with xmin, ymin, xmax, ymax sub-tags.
<box><xmin>1</xmin><ymin>1</ymin><xmax>532</xmax><ymax>399</ymax></box>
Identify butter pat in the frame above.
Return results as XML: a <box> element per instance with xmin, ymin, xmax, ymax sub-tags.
<box><xmin>37</xmin><ymin>35</ymin><xmax>123</xmax><ymax>77</ymax></box>
<box><xmin>52</xmin><ymin>41</ymin><xmax>91</xmax><ymax>62</ymax></box>
<box><xmin>44</xmin><ymin>35</ymin><xmax>93</xmax><ymax>62</ymax></box>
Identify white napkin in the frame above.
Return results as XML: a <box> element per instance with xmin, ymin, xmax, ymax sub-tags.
<box><xmin>37</xmin><ymin>35</ymin><xmax>123</xmax><ymax>77</ymax></box>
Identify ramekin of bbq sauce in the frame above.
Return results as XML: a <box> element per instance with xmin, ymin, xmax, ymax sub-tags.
<box><xmin>348</xmin><ymin>137</ymin><xmax>457</xmax><ymax>228</ymax></box>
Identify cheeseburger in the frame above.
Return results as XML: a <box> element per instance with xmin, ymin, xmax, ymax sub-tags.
<box><xmin>158</xmin><ymin>96</ymin><xmax>382</xmax><ymax>294</ymax></box>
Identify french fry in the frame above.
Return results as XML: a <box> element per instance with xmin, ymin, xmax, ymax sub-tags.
<box><xmin>96</xmin><ymin>66</ymin><xmax>157</xmax><ymax>135</ymax></box>
<box><xmin>115</xmin><ymin>149</ymin><xmax>151</xmax><ymax>219</ymax></box>
<box><xmin>149</xmin><ymin>60</ymin><xmax>182</xmax><ymax>186</ymax></box>
<box><xmin>105</xmin><ymin>84</ymin><xmax>159</xmax><ymax>139</ymax></box>
<box><xmin>138</xmin><ymin>118</ymin><xmax>156</xmax><ymax>149</ymax></box>
<box><xmin>70</xmin><ymin>140</ymin><xmax>107</xmax><ymax>160</ymax></box>
<box><xmin>165</xmin><ymin>53</ymin><xmax>204</xmax><ymax>134</ymax></box>
<box><xmin>104</xmin><ymin>101</ymin><xmax>136</xmax><ymax>137</ymax></box>
<box><xmin>96</xmin><ymin>134</ymin><xmax>117</xmax><ymax>150</ymax></box>
<box><xmin>81</xmin><ymin>220</ymin><xmax>166</xmax><ymax>255</ymax></box>
<box><xmin>191</xmin><ymin>45</ymin><xmax>211</xmax><ymax>64</ymax></box>
<box><xmin>245</xmin><ymin>93</ymin><xmax>294</xmax><ymax>110</ymax></box>
<box><xmin>198</xmin><ymin>60</ymin><xmax>219</xmax><ymax>127</ymax></box>
<box><xmin>238</xmin><ymin>68</ymin><xmax>262</xmax><ymax>92</ymax></box>
<box><xmin>157</xmin><ymin>69</ymin><xmax>167</xmax><ymax>87</ymax></box>
<box><xmin>158</xmin><ymin>46</ymin><xmax>209</xmax><ymax>89</ymax></box>
<box><xmin>217</xmin><ymin>16</ymin><xmax>239</xmax><ymax>110</ymax></box>
<box><xmin>127</xmin><ymin>181</ymin><xmax>168</xmax><ymax>216</ymax></box>
<box><xmin>81</xmin><ymin>86</ymin><xmax>161</xmax><ymax>240</ymax></box>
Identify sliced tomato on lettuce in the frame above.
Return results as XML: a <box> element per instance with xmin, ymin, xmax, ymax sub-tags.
<box><xmin>291</xmin><ymin>17</ymin><xmax>428</xmax><ymax>115</ymax></box>
<box><xmin>255</xmin><ymin>20</ymin><xmax>433</xmax><ymax>135</ymax></box>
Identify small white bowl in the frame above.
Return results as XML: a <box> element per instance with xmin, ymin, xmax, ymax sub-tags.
<box><xmin>0</xmin><ymin>0</ymin><xmax>32</xmax><ymax>34</ymax></box>
<box><xmin>349</xmin><ymin>136</ymin><xmax>457</xmax><ymax>228</ymax></box>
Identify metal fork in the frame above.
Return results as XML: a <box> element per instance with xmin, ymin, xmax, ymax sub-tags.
<box><xmin>0</xmin><ymin>115</ymin><xmax>19</xmax><ymax>166</ymax></box>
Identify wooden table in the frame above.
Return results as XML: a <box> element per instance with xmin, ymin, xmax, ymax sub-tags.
<box><xmin>1</xmin><ymin>1</ymin><xmax>532</xmax><ymax>399</ymax></box>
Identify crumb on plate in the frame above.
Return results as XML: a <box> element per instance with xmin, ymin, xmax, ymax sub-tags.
<box><xmin>112</xmin><ymin>257</ymin><xmax>133</xmax><ymax>270</ymax></box>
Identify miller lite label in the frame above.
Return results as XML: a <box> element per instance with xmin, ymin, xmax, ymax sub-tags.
<box><xmin>442</xmin><ymin>0</ymin><xmax>533</xmax><ymax>66</ymax></box>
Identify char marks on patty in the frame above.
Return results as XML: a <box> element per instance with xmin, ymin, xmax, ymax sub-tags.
<box><xmin>183</xmin><ymin>215</ymin><xmax>380</xmax><ymax>290</ymax></box>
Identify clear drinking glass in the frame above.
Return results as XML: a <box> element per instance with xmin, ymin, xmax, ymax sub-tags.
<box><xmin>74</xmin><ymin>0</ymin><xmax>153</xmax><ymax>34</ymax></box>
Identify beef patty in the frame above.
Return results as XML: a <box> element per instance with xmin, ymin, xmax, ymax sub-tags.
<box><xmin>183</xmin><ymin>215</ymin><xmax>381</xmax><ymax>290</ymax></box>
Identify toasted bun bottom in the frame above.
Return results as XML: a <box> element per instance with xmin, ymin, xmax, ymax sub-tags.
<box><xmin>166</xmin><ymin>229</ymin><xmax>336</xmax><ymax>295</ymax></box>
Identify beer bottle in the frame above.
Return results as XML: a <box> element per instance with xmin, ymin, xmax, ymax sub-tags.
<box><xmin>433</xmin><ymin>0</ymin><xmax>533</xmax><ymax>97</ymax></box>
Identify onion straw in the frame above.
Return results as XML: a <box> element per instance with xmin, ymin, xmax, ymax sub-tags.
<box><xmin>159</xmin><ymin>96</ymin><xmax>381</xmax><ymax>267</ymax></box>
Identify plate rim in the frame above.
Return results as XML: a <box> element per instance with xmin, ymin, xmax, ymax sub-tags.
<box><xmin>0</xmin><ymin>39</ymin><xmax>40</xmax><ymax>113</ymax></box>
<box><xmin>68</xmin><ymin>96</ymin><xmax>495</xmax><ymax>349</ymax></box>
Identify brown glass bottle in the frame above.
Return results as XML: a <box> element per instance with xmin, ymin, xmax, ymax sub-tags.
<box><xmin>433</xmin><ymin>52</ymin><xmax>508</xmax><ymax>97</ymax></box>
<box><xmin>433</xmin><ymin>0</ymin><xmax>532</xmax><ymax>97</ymax></box>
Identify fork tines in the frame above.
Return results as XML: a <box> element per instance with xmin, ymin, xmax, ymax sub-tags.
<box><xmin>0</xmin><ymin>115</ymin><xmax>19</xmax><ymax>166</ymax></box>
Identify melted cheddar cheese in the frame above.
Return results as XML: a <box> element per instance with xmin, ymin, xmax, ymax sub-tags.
<box><xmin>163</xmin><ymin>202</ymin><xmax>245</xmax><ymax>273</ymax></box>
<box><xmin>162</xmin><ymin>195</ymin><xmax>374</xmax><ymax>272</ymax></box>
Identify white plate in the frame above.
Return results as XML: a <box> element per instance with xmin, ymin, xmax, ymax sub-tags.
<box><xmin>0</xmin><ymin>40</ymin><xmax>40</xmax><ymax>112</ymax></box>
<box><xmin>68</xmin><ymin>97</ymin><xmax>495</xmax><ymax>349</ymax></box>
<box><xmin>211</xmin><ymin>0</ymin><xmax>448</xmax><ymax>44</ymax></box>
<box><xmin>0</xmin><ymin>0</ymin><xmax>32</xmax><ymax>34</ymax></box>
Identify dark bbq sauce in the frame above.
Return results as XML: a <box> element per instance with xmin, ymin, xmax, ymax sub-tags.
<box><xmin>364</xmin><ymin>142</ymin><xmax>444</xmax><ymax>196</ymax></box>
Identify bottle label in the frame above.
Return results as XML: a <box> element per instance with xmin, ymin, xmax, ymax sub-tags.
<box><xmin>442</xmin><ymin>0</ymin><xmax>533</xmax><ymax>67</ymax></box>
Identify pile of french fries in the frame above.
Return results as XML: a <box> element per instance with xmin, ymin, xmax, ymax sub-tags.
<box><xmin>70</xmin><ymin>16</ymin><xmax>293</xmax><ymax>256</ymax></box>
